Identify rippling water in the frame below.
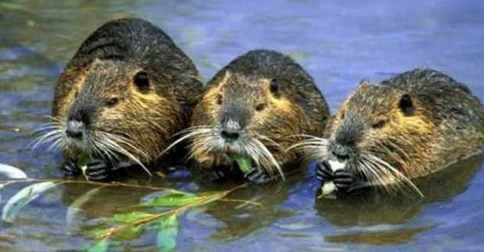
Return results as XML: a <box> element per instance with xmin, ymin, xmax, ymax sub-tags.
<box><xmin>1</xmin><ymin>0</ymin><xmax>484</xmax><ymax>251</ymax></box>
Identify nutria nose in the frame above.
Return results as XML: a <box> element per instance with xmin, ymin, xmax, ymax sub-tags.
<box><xmin>221</xmin><ymin>130</ymin><xmax>240</xmax><ymax>141</ymax></box>
<box><xmin>331</xmin><ymin>144</ymin><xmax>350</xmax><ymax>161</ymax></box>
<box><xmin>65</xmin><ymin>120</ymin><xmax>84</xmax><ymax>140</ymax></box>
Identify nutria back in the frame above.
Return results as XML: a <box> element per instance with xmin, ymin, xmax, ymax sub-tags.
<box><xmin>380</xmin><ymin>68</ymin><xmax>484</xmax><ymax>129</ymax></box>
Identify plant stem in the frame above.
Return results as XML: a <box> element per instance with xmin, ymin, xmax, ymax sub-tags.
<box><xmin>0</xmin><ymin>178</ymin><xmax>185</xmax><ymax>194</ymax></box>
<box><xmin>97</xmin><ymin>183</ymin><xmax>248</xmax><ymax>239</ymax></box>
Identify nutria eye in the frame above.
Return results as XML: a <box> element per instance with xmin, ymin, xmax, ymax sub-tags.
<box><xmin>134</xmin><ymin>71</ymin><xmax>150</xmax><ymax>92</ymax></box>
<box><xmin>106</xmin><ymin>97</ymin><xmax>119</xmax><ymax>108</ymax></box>
<box><xmin>340</xmin><ymin>112</ymin><xmax>345</xmax><ymax>119</ymax></box>
<box><xmin>399</xmin><ymin>94</ymin><xmax>414</xmax><ymax>116</ymax></box>
<box><xmin>270</xmin><ymin>79</ymin><xmax>279</xmax><ymax>93</ymax></box>
<box><xmin>255</xmin><ymin>103</ymin><xmax>266</xmax><ymax>111</ymax></box>
<box><xmin>372</xmin><ymin>120</ymin><xmax>386</xmax><ymax>129</ymax></box>
<box><xmin>216</xmin><ymin>94</ymin><xmax>223</xmax><ymax>105</ymax></box>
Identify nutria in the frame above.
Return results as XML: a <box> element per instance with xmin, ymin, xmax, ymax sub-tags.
<box><xmin>37</xmin><ymin>18</ymin><xmax>203</xmax><ymax>180</ymax></box>
<box><xmin>302</xmin><ymin>68</ymin><xmax>484</xmax><ymax>195</ymax></box>
<box><xmin>165</xmin><ymin>49</ymin><xmax>330</xmax><ymax>184</ymax></box>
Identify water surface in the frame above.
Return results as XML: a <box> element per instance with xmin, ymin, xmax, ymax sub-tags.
<box><xmin>1</xmin><ymin>0</ymin><xmax>484</xmax><ymax>251</ymax></box>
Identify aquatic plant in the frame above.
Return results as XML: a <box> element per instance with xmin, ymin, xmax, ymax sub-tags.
<box><xmin>0</xmin><ymin>164</ymin><xmax>256</xmax><ymax>251</ymax></box>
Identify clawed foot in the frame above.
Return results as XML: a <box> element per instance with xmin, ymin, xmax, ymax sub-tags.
<box><xmin>62</xmin><ymin>158</ymin><xmax>132</xmax><ymax>181</ymax></box>
<box><xmin>333</xmin><ymin>169</ymin><xmax>355</xmax><ymax>191</ymax></box>
<box><xmin>63</xmin><ymin>159</ymin><xmax>81</xmax><ymax>176</ymax></box>
<box><xmin>316</xmin><ymin>161</ymin><xmax>332</xmax><ymax>182</ymax></box>
<box><xmin>210</xmin><ymin>165</ymin><xmax>234</xmax><ymax>183</ymax></box>
<box><xmin>245</xmin><ymin>167</ymin><xmax>275</xmax><ymax>185</ymax></box>
<box><xmin>84</xmin><ymin>159</ymin><xmax>112</xmax><ymax>181</ymax></box>
<box><xmin>316</xmin><ymin>161</ymin><xmax>355</xmax><ymax>192</ymax></box>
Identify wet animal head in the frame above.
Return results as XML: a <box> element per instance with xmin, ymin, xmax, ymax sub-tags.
<box><xmin>39</xmin><ymin>59</ymin><xmax>183</xmax><ymax>167</ymax></box>
<box><xmin>170</xmin><ymin>70</ymin><xmax>306</xmax><ymax>176</ymax></box>
<box><xmin>301</xmin><ymin>81</ymin><xmax>436</xmax><ymax>194</ymax></box>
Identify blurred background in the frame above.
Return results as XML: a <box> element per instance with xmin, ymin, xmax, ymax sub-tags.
<box><xmin>1</xmin><ymin>0</ymin><xmax>484</xmax><ymax>251</ymax></box>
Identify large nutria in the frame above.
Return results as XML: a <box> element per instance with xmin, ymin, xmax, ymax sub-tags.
<box><xmin>303</xmin><ymin>68</ymin><xmax>484</xmax><ymax>196</ymax></box>
<box><xmin>166</xmin><ymin>49</ymin><xmax>330</xmax><ymax>185</ymax></box>
<box><xmin>37</xmin><ymin>18</ymin><xmax>203</xmax><ymax>180</ymax></box>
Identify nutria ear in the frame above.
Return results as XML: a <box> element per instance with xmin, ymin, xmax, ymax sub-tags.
<box><xmin>358</xmin><ymin>79</ymin><xmax>372</xmax><ymax>87</ymax></box>
<box><xmin>399</xmin><ymin>94</ymin><xmax>414</xmax><ymax>116</ymax></box>
<box><xmin>134</xmin><ymin>71</ymin><xmax>150</xmax><ymax>92</ymax></box>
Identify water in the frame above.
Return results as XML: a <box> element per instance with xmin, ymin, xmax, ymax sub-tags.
<box><xmin>1</xmin><ymin>0</ymin><xmax>484</xmax><ymax>251</ymax></box>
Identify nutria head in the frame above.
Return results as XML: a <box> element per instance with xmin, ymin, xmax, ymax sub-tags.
<box><xmin>47</xmin><ymin>59</ymin><xmax>183</xmax><ymax>166</ymax></box>
<box><xmin>169</xmin><ymin>70</ymin><xmax>307</xmax><ymax>177</ymax></box>
<box><xmin>305</xmin><ymin>81</ymin><xmax>438</xmax><ymax>193</ymax></box>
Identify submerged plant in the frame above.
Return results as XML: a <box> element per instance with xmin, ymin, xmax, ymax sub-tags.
<box><xmin>0</xmin><ymin>163</ymin><xmax>257</xmax><ymax>251</ymax></box>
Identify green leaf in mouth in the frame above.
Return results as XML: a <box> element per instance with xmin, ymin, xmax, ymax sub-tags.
<box><xmin>77</xmin><ymin>153</ymin><xmax>91</xmax><ymax>168</ymax></box>
<box><xmin>231</xmin><ymin>154</ymin><xmax>252</xmax><ymax>174</ymax></box>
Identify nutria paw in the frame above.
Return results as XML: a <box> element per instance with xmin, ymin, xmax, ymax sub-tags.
<box><xmin>85</xmin><ymin>160</ymin><xmax>134</xmax><ymax>181</ymax></box>
<box><xmin>84</xmin><ymin>159</ymin><xmax>112</xmax><ymax>181</ymax></box>
<box><xmin>210</xmin><ymin>165</ymin><xmax>236</xmax><ymax>183</ymax></box>
<box><xmin>211</xmin><ymin>169</ymin><xmax>228</xmax><ymax>182</ymax></box>
<box><xmin>245</xmin><ymin>167</ymin><xmax>274</xmax><ymax>185</ymax></box>
<box><xmin>316</xmin><ymin>161</ymin><xmax>333</xmax><ymax>182</ymax></box>
<box><xmin>333</xmin><ymin>170</ymin><xmax>355</xmax><ymax>191</ymax></box>
<box><xmin>62</xmin><ymin>159</ymin><xmax>81</xmax><ymax>176</ymax></box>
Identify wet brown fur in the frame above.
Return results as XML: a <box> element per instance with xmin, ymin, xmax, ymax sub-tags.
<box><xmin>52</xmin><ymin>18</ymin><xmax>203</xmax><ymax>165</ymax></box>
<box><xmin>189</xmin><ymin>50</ymin><xmax>330</xmax><ymax>175</ymax></box>
<box><xmin>323</xmin><ymin>68</ymin><xmax>484</xmax><ymax>188</ymax></box>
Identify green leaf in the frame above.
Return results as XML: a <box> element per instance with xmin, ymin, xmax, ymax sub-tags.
<box><xmin>115</xmin><ymin>224</ymin><xmax>144</xmax><ymax>241</ymax></box>
<box><xmin>88</xmin><ymin>238</ymin><xmax>109</xmax><ymax>252</ymax></box>
<box><xmin>156</xmin><ymin>214</ymin><xmax>179</xmax><ymax>252</ymax></box>
<box><xmin>109</xmin><ymin>211</ymin><xmax>153</xmax><ymax>223</ymax></box>
<box><xmin>87</xmin><ymin>226</ymin><xmax>110</xmax><ymax>237</ymax></box>
<box><xmin>77</xmin><ymin>153</ymin><xmax>90</xmax><ymax>171</ymax></box>
<box><xmin>231</xmin><ymin>154</ymin><xmax>252</xmax><ymax>174</ymax></box>
<box><xmin>2</xmin><ymin>181</ymin><xmax>58</xmax><ymax>223</ymax></box>
<box><xmin>141</xmin><ymin>193</ymin><xmax>198</xmax><ymax>208</ymax></box>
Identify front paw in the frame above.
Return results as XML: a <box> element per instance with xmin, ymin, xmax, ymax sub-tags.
<box><xmin>62</xmin><ymin>159</ymin><xmax>81</xmax><ymax>177</ymax></box>
<box><xmin>85</xmin><ymin>159</ymin><xmax>112</xmax><ymax>181</ymax></box>
<box><xmin>316</xmin><ymin>161</ymin><xmax>333</xmax><ymax>183</ymax></box>
<box><xmin>245</xmin><ymin>167</ymin><xmax>274</xmax><ymax>185</ymax></box>
<box><xmin>333</xmin><ymin>169</ymin><xmax>355</xmax><ymax>192</ymax></box>
<box><xmin>210</xmin><ymin>165</ymin><xmax>234</xmax><ymax>183</ymax></box>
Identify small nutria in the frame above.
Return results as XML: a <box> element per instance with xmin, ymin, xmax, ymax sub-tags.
<box><xmin>303</xmin><ymin>68</ymin><xmax>484</xmax><ymax>195</ymax></box>
<box><xmin>39</xmin><ymin>18</ymin><xmax>203</xmax><ymax>180</ymax></box>
<box><xmin>166</xmin><ymin>49</ymin><xmax>330</xmax><ymax>184</ymax></box>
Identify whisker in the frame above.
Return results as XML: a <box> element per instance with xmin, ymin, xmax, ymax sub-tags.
<box><xmin>366</xmin><ymin>153</ymin><xmax>423</xmax><ymax>197</ymax></box>
<box><xmin>252</xmin><ymin>138</ymin><xmax>285</xmax><ymax>180</ymax></box>
<box><xmin>31</xmin><ymin>129</ymin><xmax>63</xmax><ymax>150</ymax></box>
<box><xmin>98</xmin><ymin>133</ymin><xmax>152</xmax><ymax>177</ymax></box>
<box><xmin>254</xmin><ymin>133</ymin><xmax>282</xmax><ymax>149</ymax></box>
<box><xmin>46</xmin><ymin>136</ymin><xmax>63</xmax><ymax>151</ymax></box>
<box><xmin>171</xmin><ymin>125</ymin><xmax>215</xmax><ymax>138</ymax></box>
<box><xmin>158</xmin><ymin>128</ymin><xmax>213</xmax><ymax>158</ymax></box>
<box><xmin>45</xmin><ymin>115</ymin><xmax>63</xmax><ymax>123</ymax></box>
<box><xmin>104</xmin><ymin>132</ymin><xmax>149</xmax><ymax>160</ymax></box>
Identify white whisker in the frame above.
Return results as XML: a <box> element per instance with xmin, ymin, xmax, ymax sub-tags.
<box><xmin>365</xmin><ymin>153</ymin><xmax>423</xmax><ymax>197</ymax></box>
<box><xmin>252</xmin><ymin>138</ymin><xmax>285</xmax><ymax>180</ymax></box>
